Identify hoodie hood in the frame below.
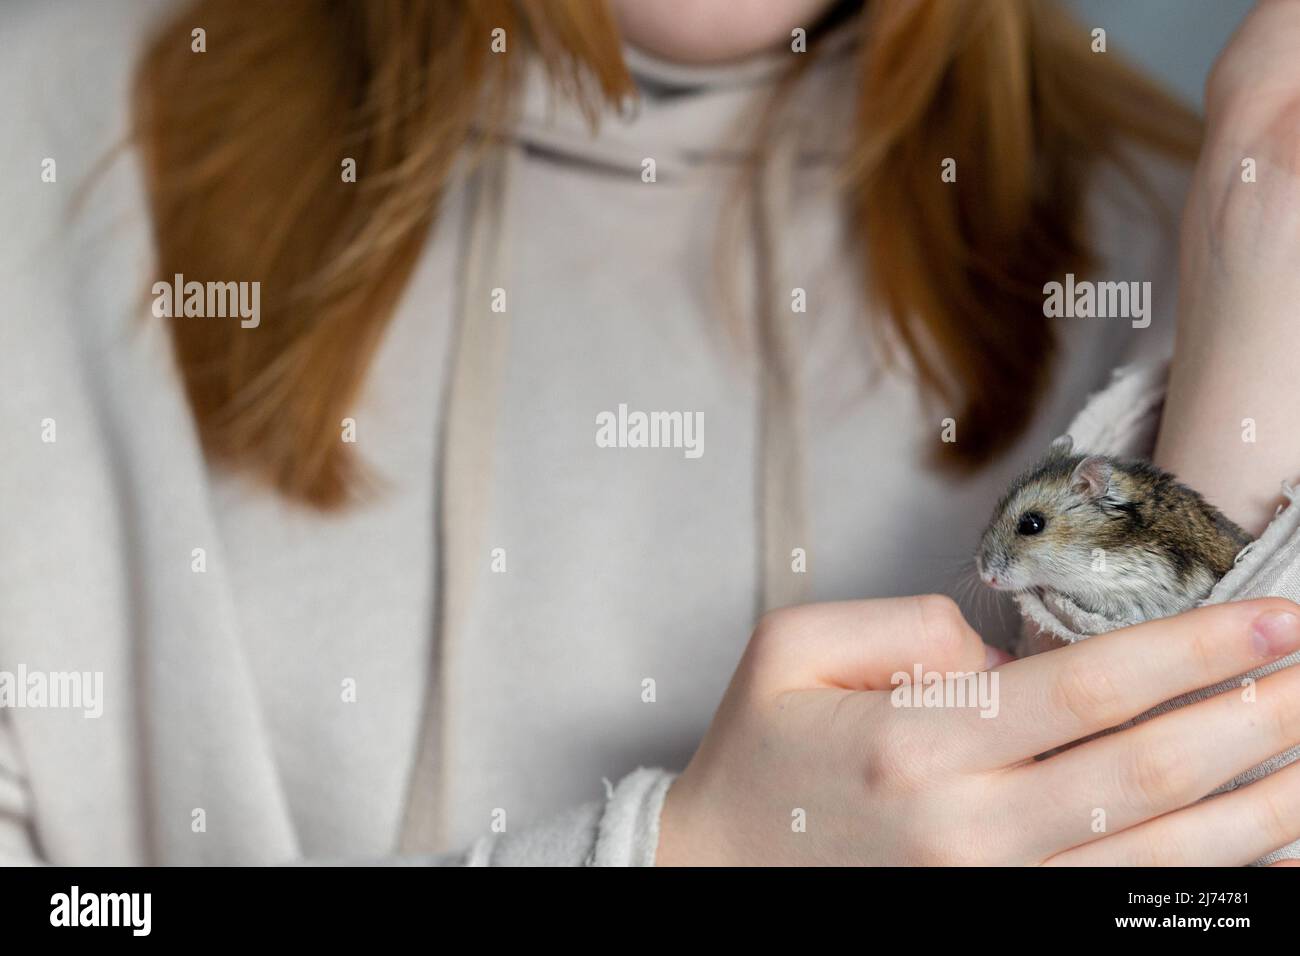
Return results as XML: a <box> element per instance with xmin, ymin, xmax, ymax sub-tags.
<box><xmin>507</xmin><ymin>24</ymin><xmax>860</xmax><ymax>179</ymax></box>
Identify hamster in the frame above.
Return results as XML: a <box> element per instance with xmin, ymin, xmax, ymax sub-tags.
<box><xmin>976</xmin><ymin>436</ymin><xmax>1253</xmax><ymax>625</ymax></box>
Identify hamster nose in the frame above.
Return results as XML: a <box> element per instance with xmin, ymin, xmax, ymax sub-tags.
<box><xmin>977</xmin><ymin>560</ymin><xmax>1000</xmax><ymax>588</ymax></box>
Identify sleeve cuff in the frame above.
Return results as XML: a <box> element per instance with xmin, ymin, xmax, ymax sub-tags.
<box><xmin>588</xmin><ymin>767</ymin><xmax>677</xmax><ymax>867</ymax></box>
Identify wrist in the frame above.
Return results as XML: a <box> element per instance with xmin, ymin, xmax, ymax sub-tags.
<box><xmin>654</xmin><ymin>777</ymin><xmax>695</xmax><ymax>866</ymax></box>
<box><xmin>655</xmin><ymin>771</ymin><xmax>749</xmax><ymax>866</ymax></box>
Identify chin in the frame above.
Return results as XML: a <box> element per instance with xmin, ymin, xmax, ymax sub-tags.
<box><xmin>611</xmin><ymin>0</ymin><xmax>835</xmax><ymax>64</ymax></box>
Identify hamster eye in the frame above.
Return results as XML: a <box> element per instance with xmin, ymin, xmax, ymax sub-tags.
<box><xmin>1016</xmin><ymin>511</ymin><xmax>1046</xmax><ymax>536</ymax></box>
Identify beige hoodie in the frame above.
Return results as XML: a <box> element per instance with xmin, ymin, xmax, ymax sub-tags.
<box><xmin>1</xmin><ymin>0</ymin><xmax>1197</xmax><ymax>865</ymax></box>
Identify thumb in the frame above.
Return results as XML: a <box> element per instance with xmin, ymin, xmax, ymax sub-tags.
<box><xmin>751</xmin><ymin>595</ymin><xmax>1006</xmax><ymax>693</ymax></box>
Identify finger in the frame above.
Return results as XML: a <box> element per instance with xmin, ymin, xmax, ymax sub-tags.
<box><xmin>1004</xmin><ymin>658</ymin><xmax>1300</xmax><ymax>860</ymax></box>
<box><xmin>1270</xmin><ymin>860</ymin><xmax>1300</xmax><ymax>867</ymax></box>
<box><xmin>940</xmin><ymin>598</ymin><xmax>1300</xmax><ymax>770</ymax></box>
<box><xmin>1045</xmin><ymin>756</ymin><xmax>1300</xmax><ymax>866</ymax></box>
<box><xmin>749</xmin><ymin>595</ymin><xmax>997</xmax><ymax>693</ymax></box>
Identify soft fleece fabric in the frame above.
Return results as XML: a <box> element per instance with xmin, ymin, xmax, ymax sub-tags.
<box><xmin>1</xmin><ymin>0</ymin><xmax>1206</xmax><ymax>865</ymax></box>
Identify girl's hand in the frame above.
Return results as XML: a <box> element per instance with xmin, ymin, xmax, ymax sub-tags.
<box><xmin>656</xmin><ymin>595</ymin><xmax>1300</xmax><ymax>865</ymax></box>
<box><xmin>1155</xmin><ymin>0</ymin><xmax>1300</xmax><ymax>532</ymax></box>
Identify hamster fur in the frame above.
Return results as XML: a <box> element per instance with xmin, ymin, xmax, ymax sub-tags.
<box><xmin>976</xmin><ymin>436</ymin><xmax>1253</xmax><ymax>624</ymax></box>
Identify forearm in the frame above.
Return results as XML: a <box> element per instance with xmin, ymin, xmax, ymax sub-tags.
<box><xmin>1153</xmin><ymin>0</ymin><xmax>1300</xmax><ymax>535</ymax></box>
<box><xmin>1153</xmin><ymin>294</ymin><xmax>1300</xmax><ymax>536</ymax></box>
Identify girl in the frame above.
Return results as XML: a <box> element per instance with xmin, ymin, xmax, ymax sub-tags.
<box><xmin>3</xmin><ymin>0</ymin><xmax>1299</xmax><ymax>866</ymax></box>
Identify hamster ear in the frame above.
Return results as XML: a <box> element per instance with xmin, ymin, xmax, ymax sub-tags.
<box><xmin>1070</xmin><ymin>455</ymin><xmax>1113</xmax><ymax>499</ymax></box>
<box><xmin>1049</xmin><ymin>434</ymin><xmax>1074</xmax><ymax>457</ymax></box>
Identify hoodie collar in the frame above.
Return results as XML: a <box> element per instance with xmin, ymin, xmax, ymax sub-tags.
<box><xmin>507</xmin><ymin>24</ymin><xmax>859</xmax><ymax>178</ymax></box>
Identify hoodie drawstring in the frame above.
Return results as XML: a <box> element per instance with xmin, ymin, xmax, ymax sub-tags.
<box><xmin>398</xmin><ymin>140</ymin><xmax>517</xmax><ymax>855</ymax></box>
<box><xmin>753</xmin><ymin>134</ymin><xmax>811</xmax><ymax>615</ymax></box>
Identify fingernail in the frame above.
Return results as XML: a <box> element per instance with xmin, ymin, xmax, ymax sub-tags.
<box><xmin>984</xmin><ymin>644</ymin><xmax>1015</xmax><ymax>669</ymax></box>
<box><xmin>1251</xmin><ymin>610</ymin><xmax>1300</xmax><ymax>658</ymax></box>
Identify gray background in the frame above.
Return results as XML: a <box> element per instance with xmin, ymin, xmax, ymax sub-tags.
<box><xmin>1065</xmin><ymin>0</ymin><xmax>1254</xmax><ymax>106</ymax></box>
